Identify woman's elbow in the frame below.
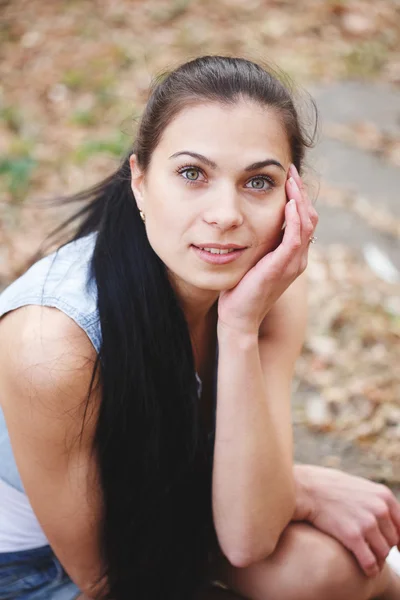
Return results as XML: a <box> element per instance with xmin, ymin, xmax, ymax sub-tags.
<box><xmin>227</xmin><ymin>531</ymin><xmax>284</xmax><ymax>569</ymax></box>
<box><xmin>227</xmin><ymin>532</ymin><xmax>282</xmax><ymax>568</ymax></box>
<box><xmin>226</xmin><ymin>493</ymin><xmax>296</xmax><ymax>568</ymax></box>
<box><xmin>226</xmin><ymin>541</ymin><xmax>277</xmax><ymax>569</ymax></box>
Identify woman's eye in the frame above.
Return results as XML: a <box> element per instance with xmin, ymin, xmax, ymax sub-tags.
<box><xmin>245</xmin><ymin>176</ymin><xmax>273</xmax><ymax>191</ymax></box>
<box><xmin>180</xmin><ymin>167</ymin><xmax>202</xmax><ymax>181</ymax></box>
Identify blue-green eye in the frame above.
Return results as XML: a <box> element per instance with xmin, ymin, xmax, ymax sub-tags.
<box><xmin>245</xmin><ymin>176</ymin><xmax>274</xmax><ymax>191</ymax></box>
<box><xmin>179</xmin><ymin>167</ymin><xmax>201</xmax><ymax>181</ymax></box>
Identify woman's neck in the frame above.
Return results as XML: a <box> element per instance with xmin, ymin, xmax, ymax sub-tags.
<box><xmin>168</xmin><ymin>270</ymin><xmax>220</xmax><ymax>333</ymax></box>
<box><xmin>189</xmin><ymin>302</ymin><xmax>218</xmax><ymax>377</ymax></box>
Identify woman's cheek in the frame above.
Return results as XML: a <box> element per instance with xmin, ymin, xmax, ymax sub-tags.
<box><xmin>256</xmin><ymin>211</ymin><xmax>285</xmax><ymax>255</ymax></box>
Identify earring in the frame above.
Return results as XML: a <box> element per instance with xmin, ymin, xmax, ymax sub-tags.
<box><xmin>139</xmin><ymin>210</ymin><xmax>146</xmax><ymax>223</ymax></box>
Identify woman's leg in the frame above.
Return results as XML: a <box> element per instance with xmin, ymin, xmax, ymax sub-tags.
<box><xmin>76</xmin><ymin>523</ymin><xmax>400</xmax><ymax>600</ymax></box>
<box><xmin>209</xmin><ymin>523</ymin><xmax>400</xmax><ymax>600</ymax></box>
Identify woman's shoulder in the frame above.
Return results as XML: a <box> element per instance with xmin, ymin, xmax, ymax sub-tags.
<box><xmin>0</xmin><ymin>232</ymin><xmax>101</xmax><ymax>418</ymax></box>
<box><xmin>0</xmin><ymin>232</ymin><xmax>101</xmax><ymax>353</ymax></box>
<box><xmin>0</xmin><ymin>303</ymin><xmax>99</xmax><ymax>426</ymax></box>
<box><xmin>0</xmin><ymin>303</ymin><xmax>98</xmax><ymax>387</ymax></box>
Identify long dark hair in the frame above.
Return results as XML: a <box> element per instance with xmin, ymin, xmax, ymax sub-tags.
<box><xmin>38</xmin><ymin>56</ymin><xmax>317</xmax><ymax>600</ymax></box>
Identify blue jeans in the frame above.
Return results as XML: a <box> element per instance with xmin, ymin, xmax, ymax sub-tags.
<box><xmin>0</xmin><ymin>545</ymin><xmax>80</xmax><ymax>599</ymax></box>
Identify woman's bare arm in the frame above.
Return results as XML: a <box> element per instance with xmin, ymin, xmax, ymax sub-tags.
<box><xmin>212</xmin><ymin>273</ymin><xmax>307</xmax><ymax>568</ymax></box>
<box><xmin>0</xmin><ymin>305</ymin><xmax>106</xmax><ymax>597</ymax></box>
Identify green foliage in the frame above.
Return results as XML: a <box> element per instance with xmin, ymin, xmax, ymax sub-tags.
<box><xmin>70</xmin><ymin>109</ymin><xmax>98</xmax><ymax>127</ymax></box>
<box><xmin>0</xmin><ymin>106</ymin><xmax>22</xmax><ymax>133</ymax></box>
<box><xmin>0</xmin><ymin>155</ymin><xmax>37</xmax><ymax>202</ymax></box>
<box><xmin>62</xmin><ymin>69</ymin><xmax>87</xmax><ymax>91</ymax></box>
<box><xmin>0</xmin><ymin>134</ymin><xmax>37</xmax><ymax>202</ymax></box>
<box><xmin>72</xmin><ymin>131</ymin><xmax>129</xmax><ymax>164</ymax></box>
<box><xmin>62</xmin><ymin>67</ymin><xmax>116</xmax><ymax>101</ymax></box>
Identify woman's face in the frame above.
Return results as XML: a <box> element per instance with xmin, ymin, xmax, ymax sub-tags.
<box><xmin>130</xmin><ymin>100</ymin><xmax>291</xmax><ymax>293</ymax></box>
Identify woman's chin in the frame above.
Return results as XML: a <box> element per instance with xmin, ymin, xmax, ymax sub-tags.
<box><xmin>192</xmin><ymin>272</ymin><xmax>244</xmax><ymax>292</ymax></box>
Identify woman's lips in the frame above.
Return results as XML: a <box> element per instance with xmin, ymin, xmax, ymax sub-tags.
<box><xmin>191</xmin><ymin>245</ymin><xmax>246</xmax><ymax>265</ymax></box>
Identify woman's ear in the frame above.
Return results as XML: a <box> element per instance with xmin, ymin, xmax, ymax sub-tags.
<box><xmin>129</xmin><ymin>154</ymin><xmax>145</xmax><ymax>211</ymax></box>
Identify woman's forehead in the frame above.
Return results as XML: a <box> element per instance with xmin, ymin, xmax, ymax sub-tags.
<box><xmin>153</xmin><ymin>101</ymin><xmax>291</xmax><ymax>167</ymax></box>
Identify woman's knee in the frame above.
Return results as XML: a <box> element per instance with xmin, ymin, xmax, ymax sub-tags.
<box><xmin>212</xmin><ymin>523</ymin><xmax>373</xmax><ymax>600</ymax></box>
<box><xmin>277</xmin><ymin>523</ymin><xmax>371</xmax><ymax>600</ymax></box>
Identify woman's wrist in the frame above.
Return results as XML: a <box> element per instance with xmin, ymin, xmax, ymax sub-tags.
<box><xmin>292</xmin><ymin>464</ymin><xmax>317</xmax><ymax>522</ymax></box>
<box><xmin>217</xmin><ymin>321</ymin><xmax>259</xmax><ymax>348</ymax></box>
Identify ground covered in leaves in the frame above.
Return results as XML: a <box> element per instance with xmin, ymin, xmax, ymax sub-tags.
<box><xmin>297</xmin><ymin>246</ymin><xmax>400</xmax><ymax>464</ymax></box>
<box><xmin>0</xmin><ymin>0</ymin><xmax>399</xmax><ymax>468</ymax></box>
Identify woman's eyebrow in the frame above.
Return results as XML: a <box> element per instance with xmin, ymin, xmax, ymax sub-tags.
<box><xmin>169</xmin><ymin>151</ymin><xmax>285</xmax><ymax>172</ymax></box>
<box><xmin>244</xmin><ymin>159</ymin><xmax>285</xmax><ymax>172</ymax></box>
<box><xmin>169</xmin><ymin>151</ymin><xmax>217</xmax><ymax>168</ymax></box>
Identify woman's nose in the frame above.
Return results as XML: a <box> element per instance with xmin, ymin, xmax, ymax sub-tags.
<box><xmin>202</xmin><ymin>184</ymin><xmax>244</xmax><ymax>230</ymax></box>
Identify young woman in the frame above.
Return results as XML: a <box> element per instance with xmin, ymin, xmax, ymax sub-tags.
<box><xmin>0</xmin><ymin>55</ymin><xmax>399</xmax><ymax>600</ymax></box>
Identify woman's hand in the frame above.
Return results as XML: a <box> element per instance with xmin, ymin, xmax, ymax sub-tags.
<box><xmin>217</xmin><ymin>164</ymin><xmax>318</xmax><ymax>338</ymax></box>
<box><xmin>293</xmin><ymin>464</ymin><xmax>400</xmax><ymax>578</ymax></box>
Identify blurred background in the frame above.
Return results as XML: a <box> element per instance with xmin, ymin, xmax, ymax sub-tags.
<box><xmin>0</xmin><ymin>0</ymin><xmax>399</xmax><ymax>491</ymax></box>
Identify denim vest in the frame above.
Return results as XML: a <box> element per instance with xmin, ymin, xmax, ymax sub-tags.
<box><xmin>0</xmin><ymin>233</ymin><xmax>103</xmax><ymax>493</ymax></box>
<box><xmin>0</xmin><ymin>232</ymin><xmax>206</xmax><ymax>493</ymax></box>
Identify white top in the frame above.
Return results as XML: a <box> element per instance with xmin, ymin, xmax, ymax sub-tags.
<box><xmin>387</xmin><ymin>546</ymin><xmax>400</xmax><ymax>575</ymax></box>
<box><xmin>0</xmin><ymin>478</ymin><xmax>48</xmax><ymax>551</ymax></box>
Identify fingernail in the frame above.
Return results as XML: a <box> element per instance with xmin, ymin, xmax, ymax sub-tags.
<box><xmin>289</xmin><ymin>177</ymin><xmax>298</xmax><ymax>189</ymax></box>
<box><xmin>288</xmin><ymin>198</ymin><xmax>296</xmax><ymax>207</ymax></box>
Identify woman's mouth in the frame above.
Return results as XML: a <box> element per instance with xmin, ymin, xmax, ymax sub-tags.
<box><xmin>191</xmin><ymin>244</ymin><xmax>247</xmax><ymax>265</ymax></box>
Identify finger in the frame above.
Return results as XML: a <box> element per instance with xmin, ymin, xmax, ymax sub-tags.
<box><xmin>289</xmin><ymin>164</ymin><xmax>308</xmax><ymax>203</ymax></box>
<box><xmin>287</xmin><ymin>172</ymin><xmax>315</xmax><ymax>239</ymax></box>
<box><xmin>385</xmin><ymin>492</ymin><xmax>400</xmax><ymax>543</ymax></box>
<box><xmin>343</xmin><ymin>525</ymin><xmax>380</xmax><ymax>577</ymax></box>
<box><xmin>286</xmin><ymin>177</ymin><xmax>313</xmax><ymax>247</ymax></box>
<box><xmin>289</xmin><ymin>164</ymin><xmax>318</xmax><ymax>226</ymax></box>
<box><xmin>249</xmin><ymin>198</ymin><xmax>301</xmax><ymax>285</ymax></box>
<box><xmin>373</xmin><ymin>484</ymin><xmax>400</xmax><ymax>548</ymax></box>
<box><xmin>281</xmin><ymin>198</ymin><xmax>301</xmax><ymax>250</ymax></box>
<box><xmin>265</xmin><ymin>199</ymin><xmax>301</xmax><ymax>273</ymax></box>
<box><xmin>350</xmin><ymin>541</ymin><xmax>380</xmax><ymax>578</ymax></box>
<box><xmin>378</xmin><ymin>515</ymin><xmax>399</xmax><ymax>550</ymax></box>
<box><xmin>366</xmin><ymin>526</ymin><xmax>391</xmax><ymax>566</ymax></box>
